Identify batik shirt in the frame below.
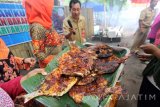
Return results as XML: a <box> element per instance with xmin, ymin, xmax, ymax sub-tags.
<box><xmin>63</xmin><ymin>15</ymin><xmax>86</xmax><ymax>43</ymax></box>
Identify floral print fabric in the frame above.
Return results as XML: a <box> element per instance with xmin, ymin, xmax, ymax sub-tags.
<box><xmin>0</xmin><ymin>88</ymin><xmax>14</xmax><ymax>107</ymax></box>
<box><xmin>30</xmin><ymin>23</ymin><xmax>62</xmax><ymax>68</ymax></box>
<box><xmin>0</xmin><ymin>52</ymin><xmax>29</xmax><ymax>82</ymax></box>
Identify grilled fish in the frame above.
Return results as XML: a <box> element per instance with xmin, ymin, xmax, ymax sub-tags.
<box><xmin>23</xmin><ymin>68</ymin><xmax>78</xmax><ymax>103</ymax></box>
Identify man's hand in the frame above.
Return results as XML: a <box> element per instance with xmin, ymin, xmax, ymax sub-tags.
<box><xmin>24</xmin><ymin>58</ymin><xmax>36</xmax><ymax>67</ymax></box>
<box><xmin>65</xmin><ymin>28</ymin><xmax>76</xmax><ymax>39</ymax></box>
<box><xmin>69</xmin><ymin>28</ymin><xmax>76</xmax><ymax>35</ymax></box>
<box><xmin>140</xmin><ymin>44</ymin><xmax>157</xmax><ymax>54</ymax></box>
<box><xmin>140</xmin><ymin>44</ymin><xmax>160</xmax><ymax>58</ymax></box>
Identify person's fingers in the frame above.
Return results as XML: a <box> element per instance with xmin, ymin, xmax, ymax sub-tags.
<box><xmin>31</xmin><ymin>57</ymin><xmax>36</xmax><ymax>61</ymax></box>
<box><xmin>69</xmin><ymin>28</ymin><xmax>73</xmax><ymax>32</ymax></box>
<box><xmin>137</xmin><ymin>55</ymin><xmax>143</xmax><ymax>58</ymax></box>
<box><xmin>31</xmin><ymin>58</ymin><xmax>36</xmax><ymax>63</ymax></box>
<box><xmin>37</xmin><ymin>69</ymin><xmax>47</xmax><ymax>75</ymax></box>
<box><xmin>28</xmin><ymin>58</ymin><xmax>36</xmax><ymax>67</ymax></box>
<box><xmin>25</xmin><ymin>58</ymin><xmax>35</xmax><ymax>64</ymax></box>
<box><xmin>140</xmin><ymin>45</ymin><xmax>146</xmax><ymax>49</ymax></box>
<box><xmin>41</xmin><ymin>71</ymin><xmax>48</xmax><ymax>76</ymax></box>
<box><xmin>29</xmin><ymin>58</ymin><xmax>35</xmax><ymax>63</ymax></box>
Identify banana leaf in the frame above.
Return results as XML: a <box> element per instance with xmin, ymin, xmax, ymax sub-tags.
<box><xmin>21</xmin><ymin>42</ymin><xmax>130</xmax><ymax>107</ymax></box>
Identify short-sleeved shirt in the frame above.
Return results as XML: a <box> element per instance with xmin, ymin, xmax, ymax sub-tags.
<box><xmin>139</xmin><ymin>7</ymin><xmax>157</xmax><ymax>28</ymax></box>
<box><xmin>63</xmin><ymin>15</ymin><xmax>86</xmax><ymax>43</ymax></box>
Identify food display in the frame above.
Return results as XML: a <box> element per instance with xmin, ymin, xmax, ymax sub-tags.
<box><xmin>22</xmin><ymin>42</ymin><xmax>129</xmax><ymax>106</ymax></box>
<box><xmin>69</xmin><ymin>76</ymin><xmax>121</xmax><ymax>103</ymax></box>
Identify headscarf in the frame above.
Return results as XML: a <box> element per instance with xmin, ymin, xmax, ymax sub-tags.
<box><xmin>0</xmin><ymin>38</ymin><xmax>9</xmax><ymax>59</ymax></box>
<box><xmin>23</xmin><ymin>0</ymin><xmax>54</xmax><ymax>29</ymax></box>
<box><xmin>148</xmin><ymin>13</ymin><xmax>160</xmax><ymax>39</ymax></box>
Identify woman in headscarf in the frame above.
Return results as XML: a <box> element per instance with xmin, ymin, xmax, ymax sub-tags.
<box><xmin>23</xmin><ymin>0</ymin><xmax>62</xmax><ymax>68</ymax></box>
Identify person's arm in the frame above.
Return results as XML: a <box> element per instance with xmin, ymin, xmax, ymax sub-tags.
<box><xmin>139</xmin><ymin>9</ymin><xmax>147</xmax><ymax>32</ymax></box>
<box><xmin>139</xmin><ymin>8</ymin><xmax>151</xmax><ymax>27</ymax></box>
<box><xmin>14</xmin><ymin>57</ymin><xmax>36</xmax><ymax>70</ymax></box>
<box><xmin>140</xmin><ymin>44</ymin><xmax>160</xmax><ymax>59</ymax></box>
<box><xmin>65</xmin><ymin>28</ymin><xmax>75</xmax><ymax>39</ymax></box>
<box><xmin>139</xmin><ymin>20</ymin><xmax>144</xmax><ymax>29</ymax></box>
<box><xmin>154</xmin><ymin>49</ymin><xmax>160</xmax><ymax>58</ymax></box>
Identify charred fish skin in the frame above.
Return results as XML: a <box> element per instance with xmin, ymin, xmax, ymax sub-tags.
<box><xmin>23</xmin><ymin>68</ymin><xmax>78</xmax><ymax>103</ymax></box>
<box><xmin>69</xmin><ymin>77</ymin><xmax>122</xmax><ymax>104</ymax></box>
<box><xmin>59</xmin><ymin>45</ymin><xmax>96</xmax><ymax>77</ymax></box>
<box><xmin>69</xmin><ymin>77</ymin><xmax>108</xmax><ymax>103</ymax></box>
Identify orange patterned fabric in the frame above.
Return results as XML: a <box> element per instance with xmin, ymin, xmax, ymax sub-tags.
<box><xmin>45</xmin><ymin>31</ymin><xmax>61</xmax><ymax>46</ymax></box>
<box><xmin>32</xmin><ymin>39</ymin><xmax>45</xmax><ymax>54</ymax></box>
<box><xmin>14</xmin><ymin>57</ymin><xmax>30</xmax><ymax>71</ymax></box>
<box><xmin>0</xmin><ymin>52</ymin><xmax>30</xmax><ymax>82</ymax></box>
<box><xmin>30</xmin><ymin>23</ymin><xmax>62</xmax><ymax>68</ymax></box>
<box><xmin>0</xmin><ymin>39</ymin><xmax>31</xmax><ymax>82</ymax></box>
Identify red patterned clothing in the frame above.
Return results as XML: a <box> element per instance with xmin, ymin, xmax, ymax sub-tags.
<box><xmin>0</xmin><ymin>76</ymin><xmax>24</xmax><ymax>100</ymax></box>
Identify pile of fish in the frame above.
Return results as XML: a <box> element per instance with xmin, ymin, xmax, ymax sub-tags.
<box><xmin>22</xmin><ymin>43</ymin><xmax>123</xmax><ymax>104</ymax></box>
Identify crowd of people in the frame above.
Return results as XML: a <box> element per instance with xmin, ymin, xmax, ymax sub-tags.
<box><xmin>1</xmin><ymin>0</ymin><xmax>160</xmax><ymax>107</ymax></box>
